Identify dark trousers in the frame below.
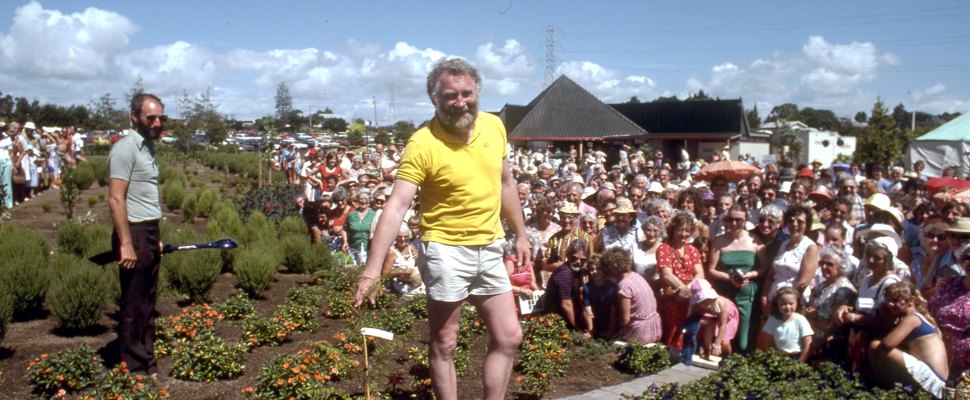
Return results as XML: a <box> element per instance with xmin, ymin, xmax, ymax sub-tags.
<box><xmin>113</xmin><ymin>221</ymin><xmax>161</xmax><ymax>375</ymax></box>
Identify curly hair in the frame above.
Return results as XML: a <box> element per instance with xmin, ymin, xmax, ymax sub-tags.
<box><xmin>426</xmin><ymin>58</ymin><xmax>482</xmax><ymax>104</ymax></box>
<box><xmin>665</xmin><ymin>211</ymin><xmax>695</xmax><ymax>240</ymax></box>
<box><xmin>600</xmin><ymin>247</ymin><xmax>632</xmax><ymax>275</ymax></box>
<box><xmin>882</xmin><ymin>281</ymin><xmax>937</xmax><ymax>328</ymax></box>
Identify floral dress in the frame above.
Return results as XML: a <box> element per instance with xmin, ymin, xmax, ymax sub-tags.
<box><xmin>928</xmin><ymin>277</ymin><xmax>970</xmax><ymax>373</ymax></box>
<box><xmin>656</xmin><ymin>242</ymin><xmax>702</xmax><ymax>349</ymax></box>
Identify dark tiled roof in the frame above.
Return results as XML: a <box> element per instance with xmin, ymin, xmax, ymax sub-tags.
<box><xmin>610</xmin><ymin>100</ymin><xmax>749</xmax><ymax>138</ymax></box>
<box><xmin>504</xmin><ymin>75</ymin><xmax>648</xmax><ymax>141</ymax></box>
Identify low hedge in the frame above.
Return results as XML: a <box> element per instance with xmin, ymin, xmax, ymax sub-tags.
<box><xmin>47</xmin><ymin>260</ymin><xmax>108</xmax><ymax>331</ymax></box>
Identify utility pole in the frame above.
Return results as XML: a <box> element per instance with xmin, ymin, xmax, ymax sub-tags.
<box><xmin>543</xmin><ymin>25</ymin><xmax>560</xmax><ymax>88</ymax></box>
<box><xmin>909</xmin><ymin>91</ymin><xmax>916</xmax><ymax>132</ymax></box>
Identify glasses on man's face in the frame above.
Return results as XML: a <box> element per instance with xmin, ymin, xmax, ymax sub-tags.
<box><xmin>724</xmin><ymin>217</ymin><xmax>745</xmax><ymax>224</ymax></box>
<box><xmin>925</xmin><ymin>233</ymin><xmax>946</xmax><ymax>241</ymax></box>
<box><xmin>841</xmin><ymin>185</ymin><xmax>856</xmax><ymax>191</ymax></box>
<box><xmin>786</xmin><ymin>217</ymin><xmax>806</xmax><ymax>225</ymax></box>
<box><xmin>145</xmin><ymin>114</ymin><xmax>168</xmax><ymax>124</ymax></box>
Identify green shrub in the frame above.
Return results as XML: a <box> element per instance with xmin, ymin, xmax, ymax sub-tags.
<box><xmin>26</xmin><ymin>344</ymin><xmax>103</xmax><ymax>396</ymax></box>
<box><xmin>241</xmin><ymin>315</ymin><xmax>291</xmax><ymax>348</ymax></box>
<box><xmin>162</xmin><ymin>179</ymin><xmax>185</xmax><ymax>212</ymax></box>
<box><xmin>72</xmin><ymin>162</ymin><xmax>96</xmax><ymax>190</ymax></box>
<box><xmin>404</xmin><ymin>294</ymin><xmax>428</xmax><ymax>319</ymax></box>
<box><xmin>56</xmin><ymin>220</ymin><xmax>90</xmax><ymax>258</ymax></box>
<box><xmin>87</xmin><ymin>157</ymin><xmax>110</xmax><ymax>187</ymax></box>
<box><xmin>0</xmin><ymin>289</ymin><xmax>12</xmax><ymax>344</ymax></box>
<box><xmin>87</xmin><ymin>196</ymin><xmax>99</xmax><ymax>206</ymax></box>
<box><xmin>158</xmin><ymin>165</ymin><xmax>184</xmax><ymax>186</ymax></box>
<box><xmin>59</xmin><ymin>166</ymin><xmax>81</xmax><ymax>218</ymax></box>
<box><xmin>207</xmin><ymin>200</ymin><xmax>243</xmax><ymax>239</ymax></box>
<box><xmin>0</xmin><ymin>258</ymin><xmax>49</xmax><ymax>318</ymax></box>
<box><xmin>274</xmin><ymin>300</ymin><xmax>318</xmax><ymax>333</ymax></box>
<box><xmin>240</xmin><ymin>211</ymin><xmax>277</xmax><ymax>246</ymax></box>
<box><xmin>182</xmin><ymin>194</ymin><xmax>198</xmax><ymax>222</ymax></box>
<box><xmin>161</xmin><ymin>228</ymin><xmax>221</xmax><ymax>303</ymax></box>
<box><xmin>278</xmin><ymin>216</ymin><xmax>308</xmax><ymax>237</ymax></box>
<box><xmin>216</xmin><ymin>292</ymin><xmax>255</xmax><ymax>320</ymax></box>
<box><xmin>286</xmin><ymin>285</ymin><xmax>325</xmax><ymax>308</ymax></box>
<box><xmin>47</xmin><ymin>261</ymin><xmax>108</xmax><ymax>330</ymax></box>
<box><xmin>280</xmin><ymin>234</ymin><xmax>315</xmax><ymax>274</ymax></box>
<box><xmin>55</xmin><ymin>220</ymin><xmax>112</xmax><ymax>259</ymax></box>
<box><xmin>169</xmin><ymin>333</ymin><xmax>246</xmax><ymax>382</ymax></box>
<box><xmin>196</xmin><ymin>188</ymin><xmax>218</xmax><ymax>217</ymax></box>
<box><xmin>616</xmin><ymin>342</ymin><xmax>670</xmax><ymax>376</ymax></box>
<box><xmin>234</xmin><ymin>243</ymin><xmax>280</xmax><ymax>297</ymax></box>
<box><xmin>42</xmin><ymin>202</ymin><xmax>52</xmax><ymax>212</ymax></box>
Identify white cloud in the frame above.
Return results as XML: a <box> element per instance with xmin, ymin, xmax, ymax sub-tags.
<box><xmin>802</xmin><ymin>36</ymin><xmax>879</xmax><ymax>77</ymax></box>
<box><xmin>115</xmin><ymin>41</ymin><xmax>220</xmax><ymax>96</ymax></box>
<box><xmin>0</xmin><ymin>1</ymin><xmax>137</xmax><ymax>79</ymax></box>
<box><xmin>557</xmin><ymin>61</ymin><xmax>657</xmax><ymax>103</ymax></box>
<box><xmin>475</xmin><ymin>39</ymin><xmax>534</xmax><ymax>96</ymax></box>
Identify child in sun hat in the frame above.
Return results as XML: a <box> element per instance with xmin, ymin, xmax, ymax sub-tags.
<box><xmin>688</xmin><ymin>278</ymin><xmax>740</xmax><ymax>359</ymax></box>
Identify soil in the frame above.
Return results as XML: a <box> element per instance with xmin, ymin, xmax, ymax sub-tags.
<box><xmin>0</xmin><ymin>161</ymin><xmax>633</xmax><ymax>399</ymax></box>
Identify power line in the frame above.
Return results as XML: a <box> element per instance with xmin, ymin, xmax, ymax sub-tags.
<box><xmin>542</xmin><ymin>25</ymin><xmax>560</xmax><ymax>88</ymax></box>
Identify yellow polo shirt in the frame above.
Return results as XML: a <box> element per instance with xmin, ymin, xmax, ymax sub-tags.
<box><xmin>396</xmin><ymin>112</ymin><xmax>507</xmax><ymax>245</ymax></box>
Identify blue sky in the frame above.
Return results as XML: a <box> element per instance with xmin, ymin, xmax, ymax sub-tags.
<box><xmin>1</xmin><ymin>1</ymin><xmax>968</xmax><ymax>125</ymax></box>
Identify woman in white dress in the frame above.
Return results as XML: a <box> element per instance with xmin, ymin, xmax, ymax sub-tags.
<box><xmin>762</xmin><ymin>204</ymin><xmax>820</xmax><ymax>309</ymax></box>
<box><xmin>382</xmin><ymin>225</ymin><xmax>423</xmax><ymax>296</ymax></box>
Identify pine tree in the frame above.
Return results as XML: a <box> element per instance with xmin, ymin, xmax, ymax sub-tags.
<box><xmin>855</xmin><ymin>97</ymin><xmax>902</xmax><ymax>166</ymax></box>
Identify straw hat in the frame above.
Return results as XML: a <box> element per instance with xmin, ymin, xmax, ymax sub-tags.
<box><xmin>946</xmin><ymin>218</ymin><xmax>970</xmax><ymax>235</ymax></box>
<box><xmin>865</xmin><ymin>193</ymin><xmax>892</xmax><ymax>212</ymax></box>
<box><xmin>648</xmin><ymin>181</ymin><xmax>664</xmax><ymax>194</ymax></box>
<box><xmin>613</xmin><ymin>197</ymin><xmax>637</xmax><ymax>214</ymax></box>
<box><xmin>558</xmin><ymin>203</ymin><xmax>580</xmax><ymax>215</ymax></box>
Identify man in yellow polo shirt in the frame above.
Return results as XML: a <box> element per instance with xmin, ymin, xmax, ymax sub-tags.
<box><xmin>355</xmin><ymin>58</ymin><xmax>530</xmax><ymax>400</ymax></box>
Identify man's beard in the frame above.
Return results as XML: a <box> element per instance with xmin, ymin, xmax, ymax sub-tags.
<box><xmin>437</xmin><ymin>102</ymin><xmax>478</xmax><ymax>134</ymax></box>
<box><xmin>136</xmin><ymin>121</ymin><xmax>163</xmax><ymax>141</ymax></box>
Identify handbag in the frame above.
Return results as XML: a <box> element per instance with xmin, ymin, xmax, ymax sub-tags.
<box><xmin>12</xmin><ymin>165</ymin><xmax>25</xmax><ymax>184</ymax></box>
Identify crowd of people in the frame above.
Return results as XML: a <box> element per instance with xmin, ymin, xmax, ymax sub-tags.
<box><xmin>0</xmin><ymin>120</ymin><xmax>86</xmax><ymax>215</ymax></box>
<box><xmin>289</xmin><ymin>137</ymin><xmax>968</xmax><ymax>398</ymax></box>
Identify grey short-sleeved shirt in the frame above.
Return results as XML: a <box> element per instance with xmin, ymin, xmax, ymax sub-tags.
<box><xmin>108</xmin><ymin>129</ymin><xmax>162</xmax><ymax>223</ymax></box>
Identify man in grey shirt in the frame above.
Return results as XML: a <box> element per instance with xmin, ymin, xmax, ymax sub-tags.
<box><xmin>108</xmin><ymin>93</ymin><xmax>165</xmax><ymax>380</ymax></box>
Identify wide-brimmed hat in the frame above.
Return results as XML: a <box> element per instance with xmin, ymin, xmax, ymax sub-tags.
<box><xmin>807</xmin><ymin>185</ymin><xmax>832</xmax><ymax>201</ymax></box>
<box><xmin>602</xmin><ymin>182</ymin><xmax>617</xmax><ymax>192</ymax></box>
<box><xmin>690</xmin><ymin>279</ymin><xmax>718</xmax><ymax>306</ymax></box>
<box><xmin>524</xmin><ymin>165</ymin><xmax>538</xmax><ymax>175</ymax></box>
<box><xmin>23</xmin><ymin>121</ymin><xmax>35</xmax><ymax>130</ymax></box>
<box><xmin>558</xmin><ymin>203</ymin><xmax>580</xmax><ymax>215</ymax></box>
<box><xmin>648</xmin><ymin>181</ymin><xmax>664</xmax><ymax>194</ymax></box>
<box><xmin>867</xmin><ymin>235</ymin><xmax>899</xmax><ymax>258</ymax></box>
<box><xmin>613</xmin><ymin>197</ymin><xmax>637</xmax><ymax>214</ymax></box>
<box><xmin>865</xmin><ymin>193</ymin><xmax>892</xmax><ymax>212</ymax></box>
<box><xmin>581</xmin><ymin>187</ymin><xmax>598</xmax><ymax>202</ymax></box>
<box><xmin>946</xmin><ymin>218</ymin><xmax>970</xmax><ymax>235</ymax></box>
<box><xmin>864</xmin><ymin>223</ymin><xmax>902</xmax><ymax>249</ymax></box>
<box><xmin>812</xmin><ymin>158</ymin><xmax>824</xmax><ymax>165</ymax></box>
<box><xmin>779</xmin><ymin>181</ymin><xmax>792</xmax><ymax>194</ymax></box>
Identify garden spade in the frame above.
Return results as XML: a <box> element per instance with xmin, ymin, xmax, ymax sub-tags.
<box><xmin>361</xmin><ymin>327</ymin><xmax>394</xmax><ymax>400</ymax></box>
<box><xmin>87</xmin><ymin>238</ymin><xmax>239</xmax><ymax>266</ymax></box>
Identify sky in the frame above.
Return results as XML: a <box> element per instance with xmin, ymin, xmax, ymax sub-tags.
<box><xmin>1</xmin><ymin>0</ymin><xmax>969</xmax><ymax>126</ymax></box>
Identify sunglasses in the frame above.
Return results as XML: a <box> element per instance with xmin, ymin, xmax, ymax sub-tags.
<box><xmin>724</xmin><ymin>217</ymin><xmax>745</xmax><ymax>223</ymax></box>
<box><xmin>145</xmin><ymin>114</ymin><xmax>168</xmax><ymax>124</ymax></box>
<box><xmin>925</xmin><ymin>233</ymin><xmax>946</xmax><ymax>240</ymax></box>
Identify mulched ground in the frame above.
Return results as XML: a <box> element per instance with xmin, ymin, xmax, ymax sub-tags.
<box><xmin>0</xmin><ymin>161</ymin><xmax>634</xmax><ymax>399</ymax></box>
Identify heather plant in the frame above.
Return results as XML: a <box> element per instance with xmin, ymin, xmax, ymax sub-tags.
<box><xmin>162</xmin><ymin>228</ymin><xmax>222</xmax><ymax>303</ymax></box>
<box><xmin>87</xmin><ymin>157</ymin><xmax>110</xmax><ymax>187</ymax></box>
<box><xmin>0</xmin><ymin>289</ymin><xmax>12</xmax><ymax>344</ymax></box>
<box><xmin>216</xmin><ymin>292</ymin><xmax>255</xmax><ymax>321</ymax></box>
<box><xmin>278</xmin><ymin>216</ymin><xmax>308</xmax><ymax>237</ymax></box>
<box><xmin>47</xmin><ymin>261</ymin><xmax>108</xmax><ymax>331</ymax></box>
<box><xmin>0</xmin><ymin>225</ymin><xmax>50</xmax><ymax>318</ymax></box>
<box><xmin>56</xmin><ymin>220</ymin><xmax>91</xmax><ymax>258</ymax></box>
<box><xmin>239</xmin><ymin>211</ymin><xmax>278</xmax><ymax>246</ymax></box>
<box><xmin>280</xmin><ymin>234</ymin><xmax>333</xmax><ymax>274</ymax></box>
<box><xmin>42</xmin><ymin>202</ymin><xmax>52</xmax><ymax>212</ymax></box>
<box><xmin>72</xmin><ymin>162</ymin><xmax>96</xmax><ymax>190</ymax></box>
<box><xmin>26</xmin><ymin>345</ymin><xmax>102</xmax><ymax>396</ymax></box>
<box><xmin>161</xmin><ymin>179</ymin><xmax>185</xmax><ymax>212</ymax></box>
<box><xmin>207</xmin><ymin>200</ymin><xmax>244</xmax><ymax>239</ymax></box>
<box><xmin>234</xmin><ymin>242</ymin><xmax>281</xmax><ymax>297</ymax></box>
<box><xmin>195</xmin><ymin>187</ymin><xmax>219</xmax><ymax>217</ymax></box>
<box><xmin>181</xmin><ymin>194</ymin><xmax>198</xmax><ymax>222</ymax></box>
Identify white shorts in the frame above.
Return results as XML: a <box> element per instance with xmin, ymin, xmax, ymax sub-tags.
<box><xmin>902</xmin><ymin>352</ymin><xmax>944</xmax><ymax>399</ymax></box>
<box><xmin>418</xmin><ymin>239</ymin><xmax>510</xmax><ymax>302</ymax></box>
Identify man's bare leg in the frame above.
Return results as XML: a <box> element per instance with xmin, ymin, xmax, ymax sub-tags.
<box><xmin>427</xmin><ymin>299</ymin><xmax>463</xmax><ymax>400</ymax></box>
<box><xmin>470</xmin><ymin>292</ymin><xmax>523</xmax><ymax>400</ymax></box>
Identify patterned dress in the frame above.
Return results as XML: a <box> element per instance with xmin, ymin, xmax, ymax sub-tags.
<box><xmin>656</xmin><ymin>242</ymin><xmax>702</xmax><ymax>349</ymax></box>
<box><xmin>615</xmin><ymin>272</ymin><xmax>662</xmax><ymax>343</ymax></box>
<box><xmin>927</xmin><ymin>277</ymin><xmax>970</xmax><ymax>373</ymax></box>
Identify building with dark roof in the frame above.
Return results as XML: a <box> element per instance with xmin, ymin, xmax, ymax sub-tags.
<box><xmin>500</xmin><ymin>75</ymin><xmax>763</xmax><ymax>161</ymax></box>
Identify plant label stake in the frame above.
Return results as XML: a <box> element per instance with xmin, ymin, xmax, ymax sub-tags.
<box><xmin>361</xmin><ymin>327</ymin><xmax>394</xmax><ymax>400</ymax></box>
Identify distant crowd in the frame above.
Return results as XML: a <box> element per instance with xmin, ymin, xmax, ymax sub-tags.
<box><xmin>0</xmin><ymin>121</ymin><xmax>87</xmax><ymax>216</ymax></box>
<box><xmin>282</xmin><ymin>139</ymin><xmax>967</xmax><ymax>397</ymax></box>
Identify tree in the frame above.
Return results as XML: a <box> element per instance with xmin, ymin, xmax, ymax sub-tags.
<box><xmin>184</xmin><ymin>87</ymin><xmax>228</xmax><ymax>145</ymax></box>
<box><xmin>768</xmin><ymin>103</ymin><xmax>799</xmax><ymax>122</ymax></box>
<box><xmin>347</xmin><ymin>119</ymin><xmax>366</xmax><ymax>144</ymax></box>
<box><xmin>88</xmin><ymin>93</ymin><xmax>127</xmax><ymax>131</ymax></box>
<box><xmin>320</xmin><ymin>117</ymin><xmax>348</xmax><ymax>133</ymax></box>
<box><xmin>854</xmin><ymin>112</ymin><xmax>867</xmax><ymax>123</ymax></box>
<box><xmin>855</xmin><ymin>97</ymin><xmax>902</xmax><ymax>166</ymax></box>
<box><xmin>275</xmin><ymin>82</ymin><xmax>294</xmax><ymax>129</ymax></box>
<box><xmin>392</xmin><ymin>120</ymin><xmax>416</xmax><ymax>143</ymax></box>
<box><xmin>124</xmin><ymin>75</ymin><xmax>144</xmax><ymax>107</ymax></box>
<box><xmin>746</xmin><ymin>105</ymin><xmax>761</xmax><ymax>130</ymax></box>
<box><xmin>686</xmin><ymin>90</ymin><xmax>712</xmax><ymax>101</ymax></box>
<box><xmin>799</xmin><ymin>107</ymin><xmax>841</xmax><ymax>131</ymax></box>
<box><xmin>628</xmin><ymin>96</ymin><xmax>641</xmax><ymax>104</ymax></box>
<box><xmin>769</xmin><ymin>122</ymin><xmax>801</xmax><ymax>166</ymax></box>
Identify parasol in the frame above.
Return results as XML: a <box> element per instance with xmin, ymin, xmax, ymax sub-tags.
<box><xmin>949</xmin><ymin>187</ymin><xmax>970</xmax><ymax>203</ymax></box>
<box><xmin>693</xmin><ymin>160</ymin><xmax>761</xmax><ymax>183</ymax></box>
<box><xmin>926</xmin><ymin>177</ymin><xmax>970</xmax><ymax>194</ymax></box>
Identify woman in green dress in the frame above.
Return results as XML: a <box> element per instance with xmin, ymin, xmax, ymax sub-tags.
<box><xmin>706</xmin><ymin>205</ymin><xmax>764</xmax><ymax>352</ymax></box>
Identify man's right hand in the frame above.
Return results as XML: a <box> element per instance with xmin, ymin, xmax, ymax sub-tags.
<box><xmin>353</xmin><ymin>276</ymin><xmax>379</xmax><ymax>308</ymax></box>
<box><xmin>118</xmin><ymin>243</ymin><xmax>138</xmax><ymax>270</ymax></box>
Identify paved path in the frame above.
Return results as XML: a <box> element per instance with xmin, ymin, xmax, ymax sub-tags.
<box><xmin>558</xmin><ymin>363</ymin><xmax>713</xmax><ymax>400</ymax></box>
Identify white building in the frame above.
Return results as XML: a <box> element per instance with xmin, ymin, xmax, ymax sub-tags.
<box><xmin>759</xmin><ymin>121</ymin><xmax>856</xmax><ymax>167</ymax></box>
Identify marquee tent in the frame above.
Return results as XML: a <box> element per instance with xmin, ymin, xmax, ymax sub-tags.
<box><xmin>906</xmin><ymin>113</ymin><xmax>970</xmax><ymax>177</ymax></box>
